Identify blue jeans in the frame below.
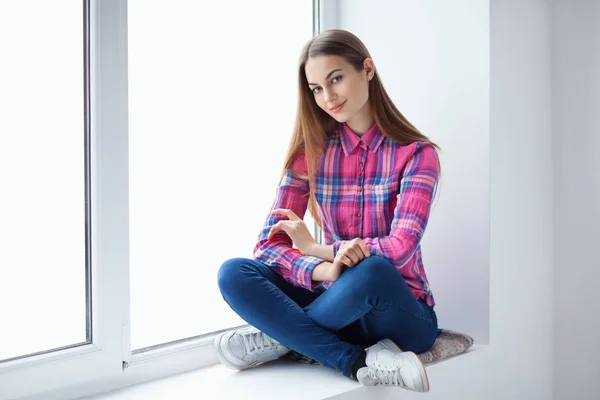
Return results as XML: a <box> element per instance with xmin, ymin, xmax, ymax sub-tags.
<box><xmin>217</xmin><ymin>255</ymin><xmax>438</xmax><ymax>378</ymax></box>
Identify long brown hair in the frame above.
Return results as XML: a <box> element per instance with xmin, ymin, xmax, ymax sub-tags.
<box><xmin>282</xmin><ymin>29</ymin><xmax>441</xmax><ymax>227</ymax></box>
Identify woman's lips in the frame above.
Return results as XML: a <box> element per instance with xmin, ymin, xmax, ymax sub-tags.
<box><xmin>329</xmin><ymin>101</ymin><xmax>346</xmax><ymax>113</ymax></box>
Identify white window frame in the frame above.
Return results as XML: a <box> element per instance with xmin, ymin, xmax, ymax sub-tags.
<box><xmin>0</xmin><ymin>1</ymin><xmax>335</xmax><ymax>399</ymax></box>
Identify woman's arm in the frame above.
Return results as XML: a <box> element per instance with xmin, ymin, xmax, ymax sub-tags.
<box><xmin>330</xmin><ymin>142</ymin><xmax>440</xmax><ymax>267</ymax></box>
<box><xmin>312</xmin><ymin>261</ymin><xmax>347</xmax><ymax>282</ymax></box>
<box><xmin>311</xmin><ymin>261</ymin><xmax>333</xmax><ymax>281</ymax></box>
<box><xmin>304</xmin><ymin>244</ymin><xmax>335</xmax><ymax>262</ymax></box>
<box><xmin>253</xmin><ymin>148</ymin><xmax>326</xmax><ymax>291</ymax></box>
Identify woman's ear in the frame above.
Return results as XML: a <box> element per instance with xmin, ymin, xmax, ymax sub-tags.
<box><xmin>363</xmin><ymin>58</ymin><xmax>375</xmax><ymax>80</ymax></box>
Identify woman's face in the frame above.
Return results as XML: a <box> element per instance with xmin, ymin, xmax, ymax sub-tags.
<box><xmin>304</xmin><ymin>54</ymin><xmax>375</xmax><ymax>130</ymax></box>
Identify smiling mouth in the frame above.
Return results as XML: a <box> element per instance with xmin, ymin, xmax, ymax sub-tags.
<box><xmin>329</xmin><ymin>101</ymin><xmax>346</xmax><ymax>113</ymax></box>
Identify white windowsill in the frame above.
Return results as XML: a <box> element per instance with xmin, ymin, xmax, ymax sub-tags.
<box><xmin>83</xmin><ymin>345</ymin><xmax>485</xmax><ymax>400</ymax></box>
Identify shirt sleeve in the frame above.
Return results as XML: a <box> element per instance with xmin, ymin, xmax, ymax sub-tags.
<box><xmin>332</xmin><ymin>142</ymin><xmax>439</xmax><ymax>269</ymax></box>
<box><xmin>253</xmin><ymin>147</ymin><xmax>325</xmax><ymax>291</ymax></box>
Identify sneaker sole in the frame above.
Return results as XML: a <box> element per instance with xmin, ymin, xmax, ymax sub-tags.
<box><xmin>381</xmin><ymin>338</ymin><xmax>430</xmax><ymax>392</ymax></box>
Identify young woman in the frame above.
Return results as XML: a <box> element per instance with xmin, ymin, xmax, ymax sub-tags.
<box><xmin>214</xmin><ymin>29</ymin><xmax>440</xmax><ymax>392</ymax></box>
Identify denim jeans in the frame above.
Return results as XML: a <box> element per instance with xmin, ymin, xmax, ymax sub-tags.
<box><xmin>217</xmin><ymin>255</ymin><xmax>438</xmax><ymax>378</ymax></box>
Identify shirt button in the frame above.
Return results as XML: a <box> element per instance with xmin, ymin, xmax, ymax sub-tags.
<box><xmin>357</xmin><ymin>213</ymin><xmax>361</xmax><ymax>217</ymax></box>
<box><xmin>360</xmin><ymin>162</ymin><xmax>364</xmax><ymax>168</ymax></box>
<box><xmin>358</xmin><ymin>187</ymin><xmax>363</xmax><ymax>192</ymax></box>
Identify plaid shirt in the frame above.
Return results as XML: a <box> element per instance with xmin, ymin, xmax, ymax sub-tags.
<box><xmin>253</xmin><ymin>123</ymin><xmax>438</xmax><ymax>307</ymax></box>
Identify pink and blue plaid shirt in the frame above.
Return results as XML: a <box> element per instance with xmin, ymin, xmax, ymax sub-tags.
<box><xmin>253</xmin><ymin>122</ymin><xmax>439</xmax><ymax>307</ymax></box>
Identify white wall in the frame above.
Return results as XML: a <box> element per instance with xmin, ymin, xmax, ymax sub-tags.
<box><xmin>551</xmin><ymin>1</ymin><xmax>600</xmax><ymax>399</ymax></box>
<box><xmin>488</xmin><ymin>0</ymin><xmax>553</xmax><ymax>397</ymax></box>
<box><xmin>336</xmin><ymin>0</ymin><xmax>490</xmax><ymax>344</ymax></box>
<box><xmin>333</xmin><ymin>0</ymin><xmax>555</xmax><ymax>398</ymax></box>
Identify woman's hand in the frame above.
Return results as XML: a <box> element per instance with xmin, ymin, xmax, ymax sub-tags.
<box><xmin>267</xmin><ymin>209</ymin><xmax>316</xmax><ymax>255</ymax></box>
<box><xmin>313</xmin><ymin>239</ymin><xmax>370</xmax><ymax>284</ymax></box>
<box><xmin>334</xmin><ymin>238</ymin><xmax>370</xmax><ymax>268</ymax></box>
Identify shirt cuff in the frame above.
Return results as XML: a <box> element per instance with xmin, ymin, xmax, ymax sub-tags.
<box><xmin>295</xmin><ymin>255</ymin><xmax>326</xmax><ymax>291</ymax></box>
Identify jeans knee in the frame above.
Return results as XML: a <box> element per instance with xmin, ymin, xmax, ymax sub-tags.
<box><xmin>346</xmin><ymin>255</ymin><xmax>396</xmax><ymax>285</ymax></box>
<box><xmin>355</xmin><ymin>255</ymin><xmax>393</xmax><ymax>273</ymax></box>
<box><xmin>217</xmin><ymin>257</ymin><xmax>248</xmax><ymax>295</ymax></box>
<box><xmin>361</xmin><ymin>255</ymin><xmax>390</xmax><ymax>267</ymax></box>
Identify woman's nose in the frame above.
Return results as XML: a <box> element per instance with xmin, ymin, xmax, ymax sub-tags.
<box><xmin>323</xmin><ymin>87</ymin><xmax>336</xmax><ymax>103</ymax></box>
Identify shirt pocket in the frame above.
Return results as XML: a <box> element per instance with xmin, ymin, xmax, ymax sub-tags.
<box><xmin>363</xmin><ymin>179</ymin><xmax>400</xmax><ymax>235</ymax></box>
<box><xmin>364</xmin><ymin>179</ymin><xmax>399</xmax><ymax>202</ymax></box>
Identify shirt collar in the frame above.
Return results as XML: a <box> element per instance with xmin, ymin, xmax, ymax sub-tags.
<box><xmin>339</xmin><ymin>122</ymin><xmax>385</xmax><ymax>156</ymax></box>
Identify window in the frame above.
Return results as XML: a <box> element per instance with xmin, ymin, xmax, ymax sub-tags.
<box><xmin>0</xmin><ymin>0</ymin><xmax>87</xmax><ymax>364</ymax></box>
<box><xmin>0</xmin><ymin>1</ymin><xmax>320</xmax><ymax>398</ymax></box>
<box><xmin>127</xmin><ymin>0</ymin><xmax>314</xmax><ymax>350</ymax></box>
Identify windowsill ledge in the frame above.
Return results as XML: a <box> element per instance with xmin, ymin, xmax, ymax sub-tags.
<box><xmin>85</xmin><ymin>345</ymin><xmax>485</xmax><ymax>399</ymax></box>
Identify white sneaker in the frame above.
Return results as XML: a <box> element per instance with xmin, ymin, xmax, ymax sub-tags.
<box><xmin>356</xmin><ymin>338</ymin><xmax>430</xmax><ymax>392</ymax></box>
<box><xmin>214</xmin><ymin>326</ymin><xmax>291</xmax><ymax>370</ymax></box>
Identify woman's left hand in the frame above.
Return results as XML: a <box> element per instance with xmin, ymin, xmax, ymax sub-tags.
<box><xmin>267</xmin><ymin>209</ymin><xmax>316</xmax><ymax>255</ymax></box>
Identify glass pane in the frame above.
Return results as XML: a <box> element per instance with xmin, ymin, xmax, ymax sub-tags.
<box><xmin>0</xmin><ymin>1</ymin><xmax>87</xmax><ymax>362</ymax></box>
<box><xmin>128</xmin><ymin>0</ymin><xmax>313</xmax><ymax>349</ymax></box>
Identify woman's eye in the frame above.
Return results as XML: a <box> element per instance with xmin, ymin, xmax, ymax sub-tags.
<box><xmin>312</xmin><ymin>76</ymin><xmax>341</xmax><ymax>94</ymax></box>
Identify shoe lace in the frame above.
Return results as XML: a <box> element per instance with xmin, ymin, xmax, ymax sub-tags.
<box><xmin>241</xmin><ymin>331</ymin><xmax>278</xmax><ymax>354</ymax></box>
<box><xmin>368</xmin><ymin>364</ymin><xmax>405</xmax><ymax>386</ymax></box>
